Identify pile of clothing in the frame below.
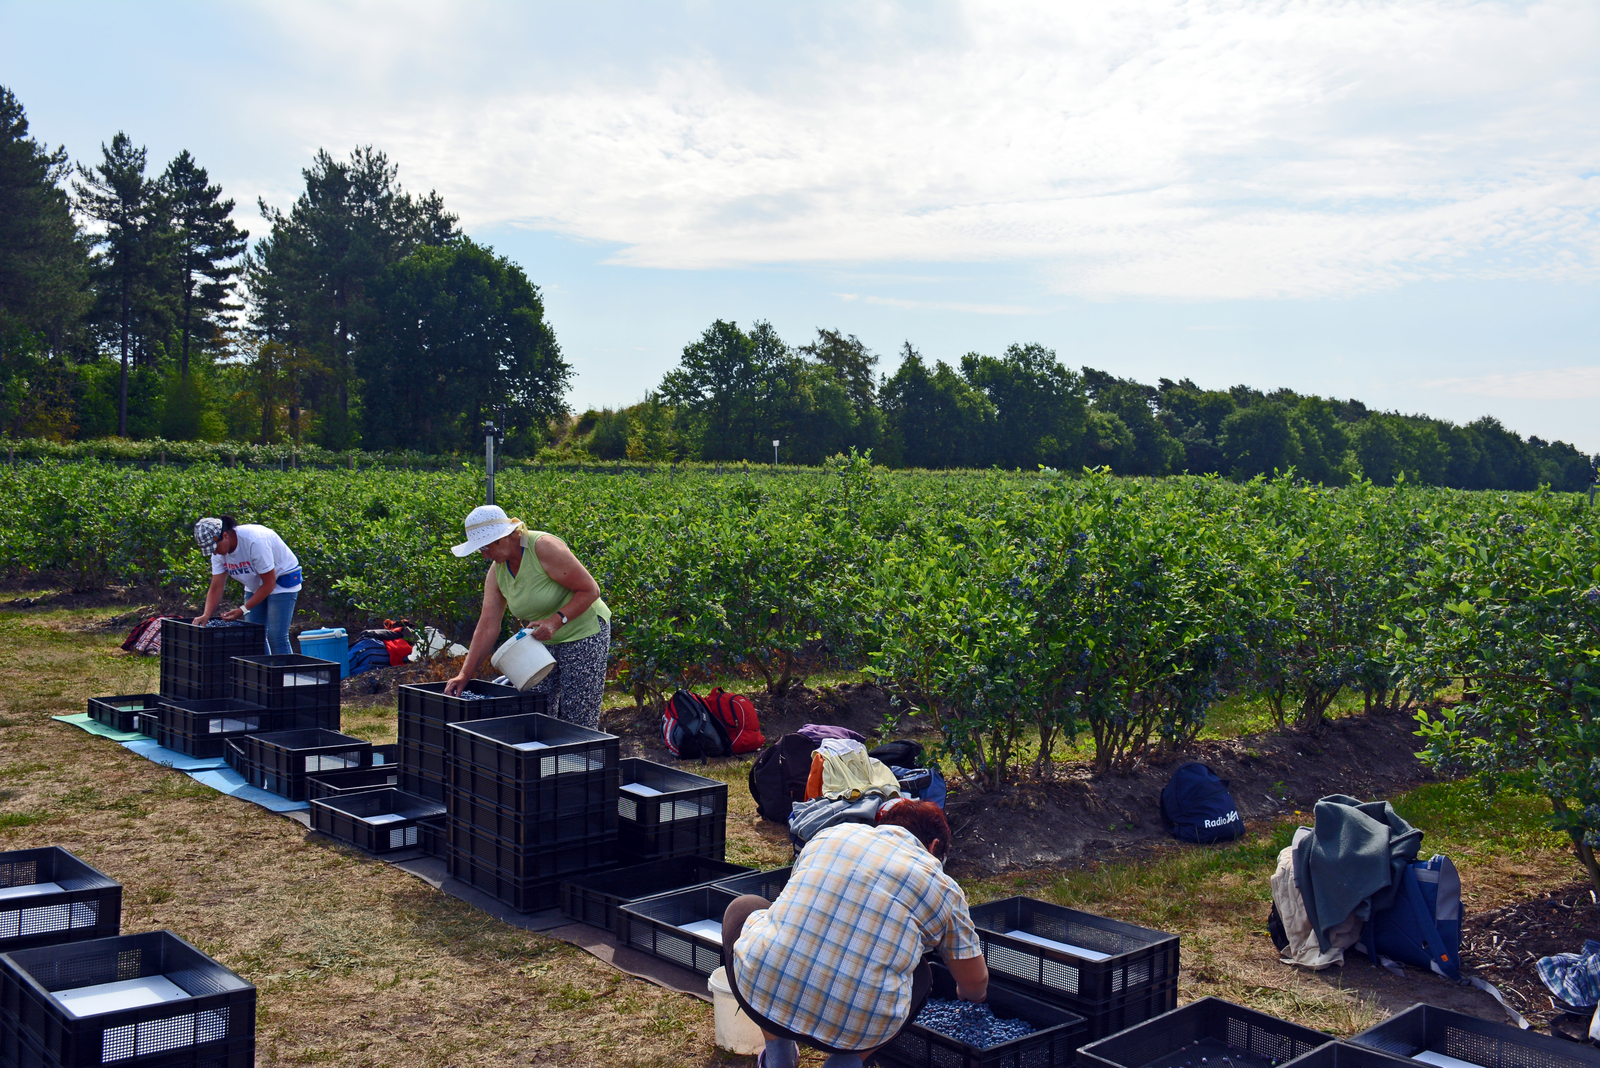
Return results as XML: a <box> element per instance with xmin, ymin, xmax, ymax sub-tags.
<box><xmin>786</xmin><ymin>734</ymin><xmax>945</xmax><ymax>848</ymax></box>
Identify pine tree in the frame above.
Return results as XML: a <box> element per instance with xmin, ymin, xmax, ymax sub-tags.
<box><xmin>74</xmin><ymin>133</ymin><xmax>165</xmax><ymax>436</ymax></box>
<box><xmin>160</xmin><ymin>150</ymin><xmax>247</xmax><ymax>380</ymax></box>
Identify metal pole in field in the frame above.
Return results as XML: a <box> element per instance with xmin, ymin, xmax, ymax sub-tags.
<box><xmin>485</xmin><ymin>420</ymin><xmax>497</xmax><ymax>505</ymax></box>
<box><xmin>773</xmin><ymin>439</ymin><xmax>780</xmax><ymax>469</ymax></box>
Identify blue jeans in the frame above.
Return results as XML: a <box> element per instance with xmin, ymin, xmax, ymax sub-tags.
<box><xmin>245</xmin><ymin>590</ymin><xmax>300</xmax><ymax>655</ymax></box>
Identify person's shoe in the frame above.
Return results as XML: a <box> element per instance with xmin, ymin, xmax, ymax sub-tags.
<box><xmin>758</xmin><ymin>1039</ymin><xmax>799</xmax><ymax>1068</ymax></box>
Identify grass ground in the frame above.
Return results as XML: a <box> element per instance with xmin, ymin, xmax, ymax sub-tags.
<box><xmin>0</xmin><ymin>595</ymin><xmax>1583</xmax><ymax>1065</ymax></box>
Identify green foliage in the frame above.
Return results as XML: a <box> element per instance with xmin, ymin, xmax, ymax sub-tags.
<box><xmin>1401</xmin><ymin>491</ymin><xmax>1600</xmax><ymax>893</ymax></box>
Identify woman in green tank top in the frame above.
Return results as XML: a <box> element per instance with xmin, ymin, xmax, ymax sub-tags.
<box><xmin>444</xmin><ymin>504</ymin><xmax>613</xmax><ymax>729</ymax></box>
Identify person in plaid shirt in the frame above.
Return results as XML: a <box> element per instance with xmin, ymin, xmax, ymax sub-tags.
<box><xmin>723</xmin><ymin>800</ymin><xmax>988</xmax><ymax>1068</ymax></box>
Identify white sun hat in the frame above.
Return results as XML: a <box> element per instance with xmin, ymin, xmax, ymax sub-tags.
<box><xmin>452</xmin><ymin>504</ymin><xmax>521</xmax><ymax>557</ymax></box>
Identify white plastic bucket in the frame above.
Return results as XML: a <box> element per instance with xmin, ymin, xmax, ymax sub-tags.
<box><xmin>707</xmin><ymin>967</ymin><xmax>765</xmax><ymax>1055</ymax></box>
<box><xmin>490</xmin><ymin>628</ymin><xmax>556</xmax><ymax>689</ymax></box>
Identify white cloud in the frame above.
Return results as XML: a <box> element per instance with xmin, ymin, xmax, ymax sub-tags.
<box><xmin>249</xmin><ymin>0</ymin><xmax>1600</xmax><ymax>300</ymax></box>
<box><xmin>1424</xmin><ymin>366</ymin><xmax>1600</xmax><ymax>401</ymax></box>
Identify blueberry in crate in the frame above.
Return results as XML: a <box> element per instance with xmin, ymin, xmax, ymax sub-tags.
<box><xmin>1349</xmin><ymin>1003</ymin><xmax>1600</xmax><ymax>1068</ymax></box>
<box><xmin>881</xmin><ymin>961</ymin><xmax>1085</xmax><ymax>1068</ymax></box>
<box><xmin>0</xmin><ymin>846</ymin><xmax>122</xmax><ymax>953</ymax></box>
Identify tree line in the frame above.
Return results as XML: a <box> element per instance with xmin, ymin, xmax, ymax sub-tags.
<box><xmin>559</xmin><ymin>320</ymin><xmax>1596</xmax><ymax>491</ymax></box>
<box><xmin>0</xmin><ymin>86</ymin><xmax>568</xmax><ymax>455</ymax></box>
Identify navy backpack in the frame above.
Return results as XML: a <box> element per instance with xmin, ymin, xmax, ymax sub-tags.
<box><xmin>1361</xmin><ymin>854</ymin><xmax>1462</xmax><ymax>979</ymax></box>
<box><xmin>1160</xmin><ymin>762</ymin><xmax>1246</xmax><ymax>844</ymax></box>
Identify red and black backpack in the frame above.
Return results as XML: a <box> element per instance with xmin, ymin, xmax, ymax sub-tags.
<box><xmin>662</xmin><ymin>689</ymin><xmax>730</xmax><ymax>759</ymax></box>
<box><xmin>703</xmin><ymin>687</ymin><xmax>765</xmax><ymax>755</ymax></box>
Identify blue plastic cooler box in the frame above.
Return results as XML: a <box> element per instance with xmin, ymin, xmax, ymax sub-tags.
<box><xmin>297</xmin><ymin>627</ymin><xmax>349</xmax><ymax>677</ymax></box>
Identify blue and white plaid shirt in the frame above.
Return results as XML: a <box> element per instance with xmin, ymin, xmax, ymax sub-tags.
<box><xmin>731</xmin><ymin>822</ymin><xmax>982</xmax><ymax>1051</ymax></box>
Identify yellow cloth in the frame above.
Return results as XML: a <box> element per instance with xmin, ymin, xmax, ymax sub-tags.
<box><xmin>820</xmin><ymin>748</ymin><xmax>901</xmax><ymax>802</ymax></box>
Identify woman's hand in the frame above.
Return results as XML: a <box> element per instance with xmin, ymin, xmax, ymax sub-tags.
<box><xmin>443</xmin><ymin>673</ymin><xmax>471</xmax><ymax>697</ymax></box>
<box><xmin>527</xmin><ymin>615</ymin><xmax>563</xmax><ymax>642</ymax></box>
<box><xmin>221</xmin><ymin>607</ymin><xmax>245</xmax><ymax>622</ymax></box>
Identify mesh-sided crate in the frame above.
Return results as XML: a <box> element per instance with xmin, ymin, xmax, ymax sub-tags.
<box><xmin>310</xmin><ymin>790</ymin><xmax>446</xmax><ymax>854</ymax></box>
<box><xmin>398</xmin><ymin>681</ymin><xmax>544</xmax><ymax>747</ymax></box>
<box><xmin>0</xmin><ymin>848</ymin><xmax>121</xmax><ymax>954</ymax></box>
<box><xmin>450</xmin><ymin>762</ymin><xmax>619</xmax><ymax>815</ymax></box>
<box><xmin>306</xmin><ymin>766</ymin><xmax>400</xmax><ymax>800</ymax></box>
<box><xmin>371</xmin><ymin>743</ymin><xmax>398</xmax><ymax>766</ymax></box>
<box><xmin>446</xmin><ymin>855</ymin><xmax>563</xmax><ymax>914</ymax></box>
<box><xmin>712</xmin><ymin>866</ymin><xmax>792</xmax><ymax>901</ymax></box>
<box><xmin>153</xmin><ymin>699</ymin><xmax>283</xmax><ymax>760</ymax></box>
<box><xmin>1077</xmin><ymin>997</ymin><xmax>1331</xmax><ymax>1068</ymax></box>
<box><xmin>1280</xmin><ymin>1044</ymin><xmax>1422</xmax><ymax>1068</ymax></box>
<box><xmin>229</xmin><ymin>654</ymin><xmax>340</xmax><ymax>729</ymax></box>
<box><xmin>446</xmin><ymin>712</ymin><xmax>618</xmax><ymax>781</ymax></box>
<box><xmin>969</xmin><ymin>896</ymin><xmax>1179</xmax><ymax>1038</ymax></box>
<box><xmin>618</xmin><ymin>884</ymin><xmax>739</xmax><ymax>976</ymax></box>
<box><xmin>85</xmin><ymin>694</ymin><xmax>161</xmax><ymax>735</ymax></box>
<box><xmin>615</xmin><ymin>759</ymin><xmax>728</xmax><ymax>863</ymax></box>
<box><xmin>559</xmin><ymin>857</ymin><xmax>755</xmax><ymax>933</ymax></box>
<box><xmin>446</xmin><ymin>823</ymin><xmax>616</xmax><ymax>883</ymax></box>
<box><xmin>418</xmin><ymin>816</ymin><xmax>447</xmax><ymax>860</ymax></box>
<box><xmin>0</xmin><ymin>929</ymin><xmax>255</xmax><ymax>1068</ymax></box>
<box><xmin>235</xmin><ymin>729</ymin><xmax>371</xmax><ymax>801</ymax></box>
<box><xmin>446</xmin><ymin>790</ymin><xmax>616</xmax><ymax>847</ymax></box>
<box><xmin>879</xmin><ymin>961</ymin><xmax>1087</xmax><ymax>1068</ymax></box>
<box><xmin>158</xmin><ymin>619</ymin><xmax>265</xmax><ymax>700</ymax></box>
<box><xmin>1350</xmin><ymin>1003</ymin><xmax>1600</xmax><ymax>1068</ymax></box>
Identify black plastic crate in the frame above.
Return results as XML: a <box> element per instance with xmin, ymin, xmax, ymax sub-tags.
<box><xmin>879</xmin><ymin>961</ymin><xmax>1087</xmax><ymax>1068</ymax></box>
<box><xmin>152</xmin><ymin>699</ymin><xmax>284</xmax><ymax>760</ymax></box>
<box><xmin>1077</xmin><ymin>997</ymin><xmax>1331</xmax><ymax>1068</ymax></box>
<box><xmin>446</xmin><ymin>712</ymin><xmax>618</xmax><ymax>782</ymax></box>
<box><xmin>969</xmin><ymin>897</ymin><xmax>1178</xmax><ymax>1036</ymax></box>
<box><xmin>446</xmin><ymin>790</ymin><xmax>616</xmax><ymax>847</ymax></box>
<box><xmin>134</xmin><ymin>712</ymin><xmax>160</xmax><ymax>738</ymax></box>
<box><xmin>229</xmin><ymin>654</ymin><xmax>338</xmax><ymax>712</ymax></box>
<box><xmin>446</xmin><ymin>823</ymin><xmax>616</xmax><ymax>883</ymax></box>
<box><xmin>235</xmin><ymin>729</ymin><xmax>371</xmax><ymax>801</ymax></box>
<box><xmin>446</xmin><ymin>854</ymin><xmax>563</xmax><ymax>913</ymax></box>
<box><xmin>618</xmin><ymin>884</ymin><xmax>739</xmax><ymax>976</ymax></box>
<box><xmin>305</xmin><ymin>766</ymin><xmax>400</xmax><ymax>800</ymax></box>
<box><xmin>398</xmin><ymin>739</ymin><xmax>450</xmax><ymax>802</ymax></box>
<box><xmin>712</xmin><ymin>866</ymin><xmax>792</xmax><ymax>901</ymax></box>
<box><xmin>1280</xmin><ymin>1044</ymin><xmax>1422</xmax><ymax>1068</ymax></box>
<box><xmin>371</xmin><ymin>743</ymin><xmax>397</xmax><ymax>766</ymax></box>
<box><xmin>559</xmin><ymin>857</ymin><xmax>755</xmax><ymax>933</ymax></box>
<box><xmin>418</xmin><ymin>816</ymin><xmax>447</xmax><ymax>860</ymax></box>
<box><xmin>615</xmin><ymin>758</ymin><xmax>727</xmax><ymax>861</ymax></box>
<box><xmin>310</xmin><ymin>790</ymin><xmax>447</xmax><ymax>854</ymax></box>
<box><xmin>0</xmin><ymin>929</ymin><xmax>255</xmax><ymax>1067</ymax></box>
<box><xmin>159</xmin><ymin>619</ymin><xmax>265</xmax><ymax>700</ymax></box>
<box><xmin>450</xmin><ymin>762</ymin><xmax>618</xmax><ymax>815</ymax></box>
<box><xmin>396</xmin><ymin>681</ymin><xmax>545</xmax><ymax>746</ymax></box>
<box><xmin>84</xmin><ymin>694</ymin><xmax>160</xmax><ymax>735</ymax></box>
<box><xmin>1350</xmin><ymin>1003</ymin><xmax>1600</xmax><ymax>1068</ymax></box>
<box><xmin>0</xmin><ymin>848</ymin><xmax>121</xmax><ymax>954</ymax></box>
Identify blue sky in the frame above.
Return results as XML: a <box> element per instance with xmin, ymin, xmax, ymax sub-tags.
<box><xmin>4</xmin><ymin>0</ymin><xmax>1598</xmax><ymax>451</ymax></box>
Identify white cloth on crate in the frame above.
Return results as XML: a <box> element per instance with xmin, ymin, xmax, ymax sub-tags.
<box><xmin>1272</xmin><ymin>829</ymin><xmax>1362</xmax><ymax>969</ymax></box>
<box><xmin>210</xmin><ymin>524</ymin><xmax>301</xmax><ymax>593</ymax></box>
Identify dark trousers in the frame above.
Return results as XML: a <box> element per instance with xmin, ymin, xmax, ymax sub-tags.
<box><xmin>721</xmin><ymin>894</ymin><xmax>933</xmax><ymax>1057</ymax></box>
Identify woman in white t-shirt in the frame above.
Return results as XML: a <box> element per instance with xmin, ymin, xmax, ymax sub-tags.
<box><xmin>192</xmin><ymin>516</ymin><xmax>304</xmax><ymax>655</ymax></box>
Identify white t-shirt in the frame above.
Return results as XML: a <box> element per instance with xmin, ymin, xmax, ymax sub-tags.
<box><xmin>210</xmin><ymin>524</ymin><xmax>302</xmax><ymax>594</ymax></box>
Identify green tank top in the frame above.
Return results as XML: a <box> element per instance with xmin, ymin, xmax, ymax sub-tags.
<box><xmin>494</xmin><ymin>530</ymin><xmax>611</xmax><ymax>644</ymax></box>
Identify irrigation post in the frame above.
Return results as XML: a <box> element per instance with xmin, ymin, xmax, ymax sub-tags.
<box><xmin>772</xmin><ymin>439</ymin><xmax>780</xmax><ymax>469</ymax></box>
<box><xmin>484</xmin><ymin>419</ymin><xmax>498</xmax><ymax>505</ymax></box>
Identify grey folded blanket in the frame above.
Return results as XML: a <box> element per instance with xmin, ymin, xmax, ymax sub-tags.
<box><xmin>1293</xmin><ymin>794</ymin><xmax>1423</xmax><ymax>954</ymax></box>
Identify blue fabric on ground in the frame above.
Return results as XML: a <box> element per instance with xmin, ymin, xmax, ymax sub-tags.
<box><xmin>186</xmin><ymin>767</ymin><xmax>309</xmax><ymax>812</ymax></box>
<box><xmin>1538</xmin><ymin>940</ymin><xmax>1600</xmax><ymax>1008</ymax></box>
<box><xmin>120</xmin><ymin>738</ymin><xmax>227</xmax><ymax>771</ymax></box>
<box><xmin>52</xmin><ymin>712</ymin><xmax>147</xmax><ymax>742</ymax></box>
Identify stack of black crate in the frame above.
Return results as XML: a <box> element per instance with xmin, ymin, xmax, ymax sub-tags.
<box><xmin>228</xmin><ymin>653</ymin><xmax>341</xmax><ymax>731</ymax></box>
<box><xmin>0</xmin><ymin>846</ymin><xmax>257</xmax><ymax>1068</ymax></box>
<box><xmin>396</xmin><ymin>681</ymin><xmax>545</xmax><ymax>802</ymax></box>
<box><xmin>149</xmin><ymin>620</ymin><xmax>281</xmax><ymax>759</ymax></box>
<box><xmin>445</xmin><ymin>712</ymin><xmax>621</xmax><ymax>912</ymax></box>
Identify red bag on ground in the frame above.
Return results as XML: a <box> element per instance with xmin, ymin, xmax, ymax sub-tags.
<box><xmin>704</xmin><ymin>687</ymin><xmax>765</xmax><ymax>754</ymax></box>
<box><xmin>384</xmin><ymin>638</ymin><xmax>413</xmax><ymax>666</ymax></box>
